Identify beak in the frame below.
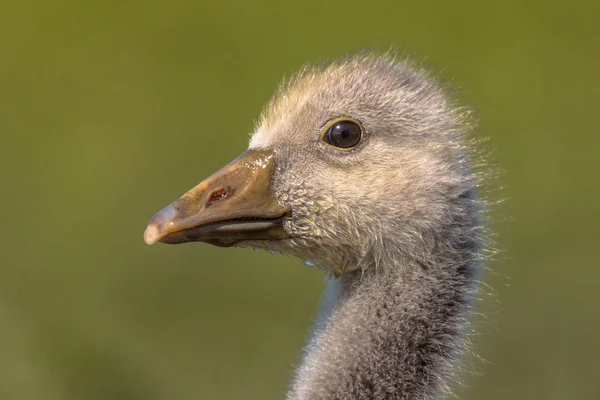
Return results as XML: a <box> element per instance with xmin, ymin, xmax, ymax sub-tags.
<box><xmin>144</xmin><ymin>149</ymin><xmax>290</xmax><ymax>247</ymax></box>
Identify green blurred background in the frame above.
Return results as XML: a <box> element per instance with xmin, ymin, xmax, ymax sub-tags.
<box><xmin>1</xmin><ymin>0</ymin><xmax>598</xmax><ymax>399</ymax></box>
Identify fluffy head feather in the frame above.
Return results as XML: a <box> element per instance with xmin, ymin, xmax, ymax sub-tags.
<box><xmin>247</xmin><ymin>54</ymin><xmax>481</xmax><ymax>278</ymax></box>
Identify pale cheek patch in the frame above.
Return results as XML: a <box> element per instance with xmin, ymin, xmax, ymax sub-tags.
<box><xmin>249</xmin><ymin>127</ymin><xmax>274</xmax><ymax>149</ymax></box>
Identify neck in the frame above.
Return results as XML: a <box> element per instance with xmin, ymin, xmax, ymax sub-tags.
<box><xmin>287</xmin><ymin>248</ymin><xmax>478</xmax><ymax>400</ymax></box>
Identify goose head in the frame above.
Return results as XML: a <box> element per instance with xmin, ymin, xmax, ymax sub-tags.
<box><xmin>144</xmin><ymin>55</ymin><xmax>473</xmax><ymax>276</ymax></box>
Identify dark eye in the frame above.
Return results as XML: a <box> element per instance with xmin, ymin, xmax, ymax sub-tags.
<box><xmin>323</xmin><ymin>120</ymin><xmax>363</xmax><ymax>149</ymax></box>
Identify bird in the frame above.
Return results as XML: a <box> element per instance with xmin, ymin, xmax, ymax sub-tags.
<box><xmin>144</xmin><ymin>53</ymin><xmax>488</xmax><ymax>400</ymax></box>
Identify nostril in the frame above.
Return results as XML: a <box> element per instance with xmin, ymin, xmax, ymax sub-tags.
<box><xmin>206</xmin><ymin>187</ymin><xmax>230</xmax><ymax>206</ymax></box>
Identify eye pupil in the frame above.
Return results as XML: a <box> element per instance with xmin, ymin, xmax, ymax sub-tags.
<box><xmin>324</xmin><ymin>120</ymin><xmax>362</xmax><ymax>149</ymax></box>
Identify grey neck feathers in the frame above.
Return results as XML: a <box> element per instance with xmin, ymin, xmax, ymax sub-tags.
<box><xmin>287</xmin><ymin>205</ymin><xmax>481</xmax><ymax>400</ymax></box>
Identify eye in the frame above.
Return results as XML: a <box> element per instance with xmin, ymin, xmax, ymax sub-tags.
<box><xmin>323</xmin><ymin>119</ymin><xmax>363</xmax><ymax>149</ymax></box>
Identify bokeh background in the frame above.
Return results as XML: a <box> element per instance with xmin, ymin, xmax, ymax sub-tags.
<box><xmin>1</xmin><ymin>0</ymin><xmax>598</xmax><ymax>399</ymax></box>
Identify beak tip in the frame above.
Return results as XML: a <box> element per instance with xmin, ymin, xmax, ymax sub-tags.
<box><xmin>144</xmin><ymin>224</ymin><xmax>161</xmax><ymax>245</ymax></box>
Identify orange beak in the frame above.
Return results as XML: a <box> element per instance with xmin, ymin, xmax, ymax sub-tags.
<box><xmin>144</xmin><ymin>149</ymin><xmax>290</xmax><ymax>247</ymax></box>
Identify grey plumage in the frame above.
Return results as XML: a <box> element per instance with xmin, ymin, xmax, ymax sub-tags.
<box><xmin>145</xmin><ymin>52</ymin><xmax>490</xmax><ymax>399</ymax></box>
<box><xmin>246</xmin><ymin>54</ymin><xmax>487</xmax><ymax>399</ymax></box>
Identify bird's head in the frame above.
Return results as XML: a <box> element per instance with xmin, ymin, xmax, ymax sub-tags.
<box><xmin>144</xmin><ymin>55</ymin><xmax>476</xmax><ymax>276</ymax></box>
